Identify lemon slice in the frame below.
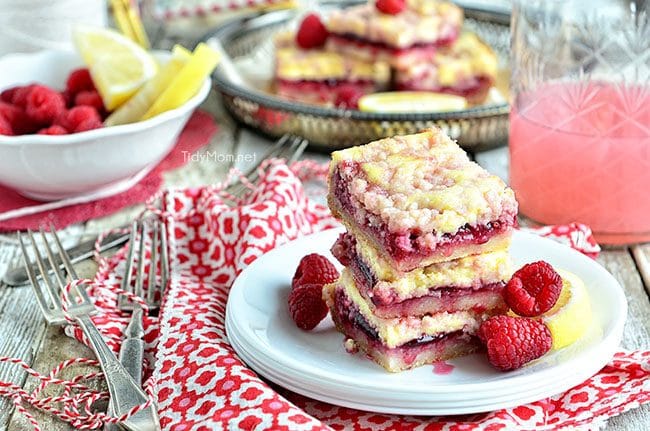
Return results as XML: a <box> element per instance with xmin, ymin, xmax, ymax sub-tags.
<box><xmin>541</xmin><ymin>269</ymin><xmax>592</xmax><ymax>350</ymax></box>
<box><xmin>358</xmin><ymin>92</ymin><xmax>468</xmax><ymax>113</ymax></box>
<box><xmin>141</xmin><ymin>43</ymin><xmax>220</xmax><ymax>121</ymax></box>
<box><xmin>73</xmin><ymin>25</ymin><xmax>158</xmax><ymax>110</ymax></box>
<box><xmin>105</xmin><ymin>45</ymin><xmax>191</xmax><ymax>126</ymax></box>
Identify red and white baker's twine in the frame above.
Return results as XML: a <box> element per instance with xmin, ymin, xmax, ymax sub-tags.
<box><xmin>0</xmin><ymin>354</ymin><xmax>157</xmax><ymax>430</ymax></box>
<box><xmin>0</xmin><ymin>250</ymin><xmax>155</xmax><ymax>429</ymax></box>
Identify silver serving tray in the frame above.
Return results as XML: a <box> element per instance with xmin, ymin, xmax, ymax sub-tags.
<box><xmin>206</xmin><ymin>0</ymin><xmax>511</xmax><ymax>151</ymax></box>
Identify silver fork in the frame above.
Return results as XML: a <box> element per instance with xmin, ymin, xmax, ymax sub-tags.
<box><xmin>19</xmin><ymin>225</ymin><xmax>160</xmax><ymax>431</ymax></box>
<box><xmin>105</xmin><ymin>219</ymin><xmax>167</xmax><ymax>431</ymax></box>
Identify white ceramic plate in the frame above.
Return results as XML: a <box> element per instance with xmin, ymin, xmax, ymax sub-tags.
<box><xmin>226</xmin><ymin>228</ymin><xmax>627</xmax><ymax>415</ymax></box>
<box><xmin>227</xmin><ymin>324</ymin><xmax>601</xmax><ymax>414</ymax></box>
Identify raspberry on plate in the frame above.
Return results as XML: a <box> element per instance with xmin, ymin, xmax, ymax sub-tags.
<box><xmin>505</xmin><ymin>261</ymin><xmax>562</xmax><ymax>317</ymax></box>
<box><xmin>296</xmin><ymin>13</ymin><xmax>329</xmax><ymax>49</ymax></box>
<box><xmin>56</xmin><ymin>106</ymin><xmax>102</xmax><ymax>133</ymax></box>
<box><xmin>37</xmin><ymin>125</ymin><xmax>68</xmax><ymax>135</ymax></box>
<box><xmin>66</xmin><ymin>68</ymin><xmax>95</xmax><ymax>96</ymax></box>
<box><xmin>25</xmin><ymin>85</ymin><xmax>66</xmax><ymax>125</ymax></box>
<box><xmin>291</xmin><ymin>253</ymin><xmax>339</xmax><ymax>290</ymax></box>
<box><xmin>376</xmin><ymin>0</ymin><xmax>406</xmax><ymax>15</ymax></box>
<box><xmin>288</xmin><ymin>283</ymin><xmax>329</xmax><ymax>330</ymax></box>
<box><xmin>478</xmin><ymin>315</ymin><xmax>552</xmax><ymax>371</ymax></box>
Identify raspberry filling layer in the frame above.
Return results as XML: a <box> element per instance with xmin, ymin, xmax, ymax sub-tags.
<box><xmin>331</xmin><ymin>167</ymin><xmax>516</xmax><ymax>265</ymax></box>
<box><xmin>329</xmin><ymin>33</ymin><xmax>457</xmax><ymax>56</ymax></box>
<box><xmin>396</xmin><ymin>76</ymin><xmax>494</xmax><ymax>102</ymax></box>
<box><xmin>333</xmin><ymin>284</ymin><xmax>474</xmax><ymax>349</ymax></box>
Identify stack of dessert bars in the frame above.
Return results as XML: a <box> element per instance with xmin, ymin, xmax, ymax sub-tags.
<box><xmin>275</xmin><ymin>0</ymin><xmax>498</xmax><ymax>107</ymax></box>
<box><xmin>324</xmin><ymin>128</ymin><xmax>518</xmax><ymax>372</ymax></box>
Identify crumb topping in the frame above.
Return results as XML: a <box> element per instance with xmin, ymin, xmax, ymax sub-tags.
<box><xmin>330</xmin><ymin>129</ymin><xmax>517</xmax><ymax>236</ymax></box>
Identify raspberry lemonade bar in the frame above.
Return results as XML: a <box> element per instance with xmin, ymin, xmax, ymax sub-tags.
<box><xmin>326</xmin><ymin>0</ymin><xmax>463</xmax><ymax>68</ymax></box>
<box><xmin>327</xmin><ymin>128</ymin><xmax>518</xmax><ymax>272</ymax></box>
<box><xmin>274</xmin><ymin>29</ymin><xmax>390</xmax><ymax>107</ymax></box>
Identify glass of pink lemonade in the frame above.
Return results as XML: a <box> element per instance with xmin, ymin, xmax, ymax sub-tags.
<box><xmin>509</xmin><ymin>0</ymin><xmax>650</xmax><ymax>244</ymax></box>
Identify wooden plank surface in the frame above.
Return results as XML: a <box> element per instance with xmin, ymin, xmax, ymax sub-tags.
<box><xmin>0</xmin><ymin>225</ymin><xmax>84</xmax><ymax>429</ymax></box>
<box><xmin>631</xmin><ymin>244</ymin><xmax>650</xmax><ymax>296</ymax></box>
<box><xmin>0</xmin><ymin>97</ymin><xmax>649</xmax><ymax>430</ymax></box>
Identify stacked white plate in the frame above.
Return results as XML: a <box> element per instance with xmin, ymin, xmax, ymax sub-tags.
<box><xmin>225</xmin><ymin>229</ymin><xmax>627</xmax><ymax>415</ymax></box>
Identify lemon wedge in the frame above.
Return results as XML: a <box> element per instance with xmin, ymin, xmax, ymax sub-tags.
<box><xmin>73</xmin><ymin>26</ymin><xmax>158</xmax><ymax>110</ymax></box>
<box><xmin>105</xmin><ymin>45</ymin><xmax>191</xmax><ymax>126</ymax></box>
<box><xmin>141</xmin><ymin>43</ymin><xmax>220</xmax><ymax>121</ymax></box>
<box><xmin>541</xmin><ymin>269</ymin><xmax>592</xmax><ymax>350</ymax></box>
<box><xmin>358</xmin><ymin>91</ymin><xmax>468</xmax><ymax>113</ymax></box>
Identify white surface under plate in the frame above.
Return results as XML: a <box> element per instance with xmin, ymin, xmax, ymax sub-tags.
<box><xmin>225</xmin><ymin>228</ymin><xmax>627</xmax><ymax>415</ymax></box>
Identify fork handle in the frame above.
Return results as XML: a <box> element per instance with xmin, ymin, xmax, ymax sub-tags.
<box><xmin>76</xmin><ymin>315</ymin><xmax>160</xmax><ymax>431</ymax></box>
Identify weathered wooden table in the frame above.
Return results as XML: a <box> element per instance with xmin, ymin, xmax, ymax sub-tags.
<box><xmin>0</xmin><ymin>93</ymin><xmax>649</xmax><ymax>430</ymax></box>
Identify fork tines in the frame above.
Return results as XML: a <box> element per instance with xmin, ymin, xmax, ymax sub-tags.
<box><xmin>18</xmin><ymin>224</ymin><xmax>94</xmax><ymax>325</ymax></box>
<box><xmin>118</xmin><ymin>219</ymin><xmax>169</xmax><ymax>312</ymax></box>
<box><xmin>225</xmin><ymin>134</ymin><xmax>308</xmax><ymax>198</ymax></box>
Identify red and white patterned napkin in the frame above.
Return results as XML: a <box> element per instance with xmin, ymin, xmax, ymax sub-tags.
<box><xmin>65</xmin><ymin>159</ymin><xmax>647</xmax><ymax>430</ymax></box>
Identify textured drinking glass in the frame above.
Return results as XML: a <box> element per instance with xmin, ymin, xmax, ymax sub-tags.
<box><xmin>509</xmin><ymin>0</ymin><xmax>650</xmax><ymax>244</ymax></box>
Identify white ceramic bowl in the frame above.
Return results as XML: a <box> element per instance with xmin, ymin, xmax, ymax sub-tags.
<box><xmin>0</xmin><ymin>50</ymin><xmax>211</xmax><ymax>201</ymax></box>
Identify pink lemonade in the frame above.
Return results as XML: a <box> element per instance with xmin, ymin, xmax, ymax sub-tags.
<box><xmin>510</xmin><ymin>82</ymin><xmax>650</xmax><ymax>244</ymax></box>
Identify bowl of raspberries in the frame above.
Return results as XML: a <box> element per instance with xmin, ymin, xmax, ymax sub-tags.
<box><xmin>0</xmin><ymin>49</ymin><xmax>209</xmax><ymax>201</ymax></box>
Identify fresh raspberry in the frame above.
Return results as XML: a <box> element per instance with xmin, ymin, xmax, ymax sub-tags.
<box><xmin>375</xmin><ymin>0</ymin><xmax>406</xmax><ymax>15</ymax></box>
<box><xmin>0</xmin><ymin>101</ymin><xmax>35</xmax><ymax>134</ymax></box>
<box><xmin>61</xmin><ymin>90</ymin><xmax>74</xmax><ymax>108</ymax></box>
<box><xmin>10</xmin><ymin>85</ymin><xmax>36</xmax><ymax>108</ymax></box>
<box><xmin>288</xmin><ymin>283</ymin><xmax>328</xmax><ymax>330</ymax></box>
<box><xmin>0</xmin><ymin>114</ymin><xmax>13</xmax><ymax>135</ymax></box>
<box><xmin>292</xmin><ymin>253</ymin><xmax>339</xmax><ymax>290</ymax></box>
<box><xmin>74</xmin><ymin>118</ymin><xmax>103</xmax><ymax>133</ymax></box>
<box><xmin>25</xmin><ymin>85</ymin><xmax>66</xmax><ymax>125</ymax></box>
<box><xmin>1</xmin><ymin>87</ymin><xmax>19</xmax><ymax>103</ymax></box>
<box><xmin>56</xmin><ymin>106</ymin><xmax>102</xmax><ymax>132</ymax></box>
<box><xmin>335</xmin><ymin>85</ymin><xmax>363</xmax><ymax>109</ymax></box>
<box><xmin>296</xmin><ymin>13</ymin><xmax>329</xmax><ymax>49</ymax></box>
<box><xmin>74</xmin><ymin>90</ymin><xmax>105</xmax><ymax>112</ymax></box>
<box><xmin>478</xmin><ymin>315</ymin><xmax>552</xmax><ymax>371</ymax></box>
<box><xmin>505</xmin><ymin>261</ymin><xmax>563</xmax><ymax>317</ymax></box>
<box><xmin>37</xmin><ymin>125</ymin><xmax>68</xmax><ymax>135</ymax></box>
<box><xmin>65</xmin><ymin>68</ymin><xmax>95</xmax><ymax>96</ymax></box>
